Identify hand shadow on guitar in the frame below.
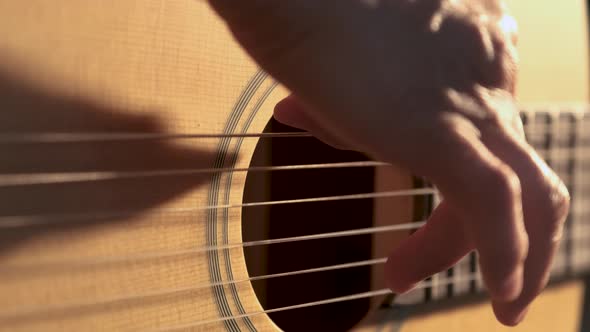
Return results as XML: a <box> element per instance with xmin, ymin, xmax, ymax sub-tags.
<box><xmin>0</xmin><ymin>68</ymin><xmax>222</xmax><ymax>255</ymax></box>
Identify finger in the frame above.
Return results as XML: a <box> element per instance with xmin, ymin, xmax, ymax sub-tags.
<box><xmin>274</xmin><ymin>95</ymin><xmax>351</xmax><ymax>150</ymax></box>
<box><xmin>491</xmin><ymin>237</ymin><xmax>558</xmax><ymax>326</ymax></box>
<box><xmin>385</xmin><ymin>201</ymin><xmax>474</xmax><ymax>293</ymax></box>
<box><xmin>410</xmin><ymin>115</ymin><xmax>528</xmax><ymax>303</ymax></box>
<box><xmin>482</xmin><ymin>128</ymin><xmax>569</xmax><ymax>326</ymax></box>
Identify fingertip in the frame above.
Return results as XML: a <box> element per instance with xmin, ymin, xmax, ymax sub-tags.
<box><xmin>384</xmin><ymin>202</ymin><xmax>473</xmax><ymax>296</ymax></box>
<box><xmin>492</xmin><ymin>302</ymin><xmax>529</xmax><ymax>327</ymax></box>
<box><xmin>273</xmin><ymin>95</ymin><xmax>297</xmax><ymax>115</ymax></box>
<box><xmin>273</xmin><ymin>96</ymin><xmax>305</xmax><ymax>128</ymax></box>
<box><xmin>488</xmin><ymin>263</ymin><xmax>524</xmax><ymax>302</ymax></box>
<box><xmin>384</xmin><ymin>257</ymin><xmax>418</xmax><ymax>294</ymax></box>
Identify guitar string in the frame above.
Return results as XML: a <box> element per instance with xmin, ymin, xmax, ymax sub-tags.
<box><xmin>0</xmin><ymin>148</ymin><xmax>582</xmax><ymax>239</ymax></box>
<box><xmin>0</xmin><ymin>184</ymin><xmax>581</xmax><ymax>273</ymax></box>
<box><xmin>0</xmin><ymin>104</ymin><xmax>587</xmax><ymax>144</ymax></box>
<box><xmin>0</xmin><ymin>143</ymin><xmax>583</xmax><ymax>228</ymax></box>
<box><xmin>147</xmin><ymin>274</ymin><xmax>483</xmax><ymax>332</ymax></box>
<box><xmin>0</xmin><ymin>132</ymin><xmax>313</xmax><ymax>144</ymax></box>
<box><xmin>1</xmin><ymin>221</ymin><xmax>427</xmax><ymax>272</ymax></box>
<box><xmin>5</xmin><ymin>184</ymin><xmax>578</xmax><ymax>322</ymax></box>
<box><xmin>0</xmin><ymin>110</ymin><xmax>586</xmax><ymax>182</ymax></box>
<box><xmin>7</xmin><ymin>229</ymin><xmax>588</xmax><ymax>322</ymax></box>
<box><xmin>0</xmin><ymin>146</ymin><xmax>584</xmax><ymax>229</ymax></box>
<box><xmin>6</xmin><ymin>201</ymin><xmax>585</xmax><ymax>317</ymax></box>
<box><xmin>0</xmin><ymin>112</ymin><xmax>585</xmax><ymax>198</ymax></box>
<box><xmin>0</xmin><ymin>146</ymin><xmax>587</xmax><ymax>188</ymax></box>
<box><xmin>0</xmin><ymin>161</ymin><xmax>388</xmax><ymax>187</ymax></box>
<box><xmin>1</xmin><ymin>116</ymin><xmax>586</xmax><ymax>325</ymax></box>
<box><xmin>6</xmin><ymin>222</ymin><xmax>589</xmax><ymax>322</ymax></box>
<box><xmin>0</xmin><ymin>188</ymin><xmax>435</xmax><ymax>228</ymax></box>
<box><xmin>0</xmin><ymin>258</ymin><xmax>388</xmax><ymax>321</ymax></box>
<box><xmin>0</xmin><ymin>148</ymin><xmax>584</xmax><ymax>265</ymax></box>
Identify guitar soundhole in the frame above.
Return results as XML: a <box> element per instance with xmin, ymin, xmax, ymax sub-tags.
<box><xmin>243</xmin><ymin>118</ymin><xmax>376</xmax><ymax>331</ymax></box>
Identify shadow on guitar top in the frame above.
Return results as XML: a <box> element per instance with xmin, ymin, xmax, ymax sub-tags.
<box><xmin>0</xmin><ymin>66</ymin><xmax>221</xmax><ymax>254</ymax></box>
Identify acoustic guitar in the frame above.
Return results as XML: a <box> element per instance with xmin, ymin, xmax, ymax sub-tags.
<box><xmin>0</xmin><ymin>0</ymin><xmax>588</xmax><ymax>331</ymax></box>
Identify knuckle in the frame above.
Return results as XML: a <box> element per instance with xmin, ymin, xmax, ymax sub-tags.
<box><xmin>543</xmin><ymin>178</ymin><xmax>571</xmax><ymax>240</ymax></box>
<box><xmin>502</xmin><ymin>240</ymin><xmax>528</xmax><ymax>264</ymax></box>
<box><xmin>526</xmin><ymin>167</ymin><xmax>570</xmax><ymax>241</ymax></box>
<box><xmin>484</xmin><ymin>163</ymin><xmax>521</xmax><ymax>203</ymax></box>
<box><xmin>507</xmin><ymin>229</ymin><xmax>529</xmax><ymax>262</ymax></box>
<box><xmin>552</xmin><ymin>180</ymin><xmax>571</xmax><ymax>219</ymax></box>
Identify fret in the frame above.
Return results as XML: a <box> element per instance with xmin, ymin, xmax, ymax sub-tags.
<box><xmin>428</xmin><ymin>274</ymin><xmax>441</xmax><ymax>300</ymax></box>
<box><xmin>549</xmin><ymin>112</ymin><xmax>572</xmax><ymax>276</ymax></box>
<box><xmin>524</xmin><ymin>111</ymin><xmax>548</xmax><ymax>153</ymax></box>
<box><xmin>472</xmin><ymin>252</ymin><xmax>485</xmax><ymax>292</ymax></box>
<box><xmin>446</xmin><ymin>267</ymin><xmax>454</xmax><ymax>297</ymax></box>
<box><xmin>429</xmin><ymin>192</ymin><xmax>449</xmax><ymax>301</ymax></box>
<box><xmin>392</xmin><ymin>181</ymin><xmax>437</xmax><ymax>305</ymax></box>
<box><xmin>452</xmin><ymin>255</ymin><xmax>473</xmax><ymax>296</ymax></box>
<box><xmin>560</xmin><ymin>112</ymin><xmax>578</xmax><ymax>276</ymax></box>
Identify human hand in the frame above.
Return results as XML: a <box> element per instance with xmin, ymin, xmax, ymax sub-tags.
<box><xmin>208</xmin><ymin>0</ymin><xmax>570</xmax><ymax>326</ymax></box>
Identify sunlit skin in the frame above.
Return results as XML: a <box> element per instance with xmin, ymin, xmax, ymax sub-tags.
<box><xmin>208</xmin><ymin>0</ymin><xmax>570</xmax><ymax>326</ymax></box>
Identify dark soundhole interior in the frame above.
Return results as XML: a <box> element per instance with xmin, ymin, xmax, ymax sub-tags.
<box><xmin>243</xmin><ymin>119</ymin><xmax>376</xmax><ymax>331</ymax></box>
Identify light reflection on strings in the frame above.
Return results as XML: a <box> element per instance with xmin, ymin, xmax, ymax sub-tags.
<box><xmin>0</xmin><ymin>188</ymin><xmax>436</xmax><ymax>228</ymax></box>
<box><xmin>1</xmin><ymin>220</ymin><xmax>427</xmax><ymax>272</ymax></box>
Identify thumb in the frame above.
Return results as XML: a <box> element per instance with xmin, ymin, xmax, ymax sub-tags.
<box><xmin>274</xmin><ymin>95</ymin><xmax>351</xmax><ymax>151</ymax></box>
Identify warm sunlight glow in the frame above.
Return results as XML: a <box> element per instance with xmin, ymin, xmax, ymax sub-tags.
<box><xmin>505</xmin><ymin>0</ymin><xmax>589</xmax><ymax>103</ymax></box>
